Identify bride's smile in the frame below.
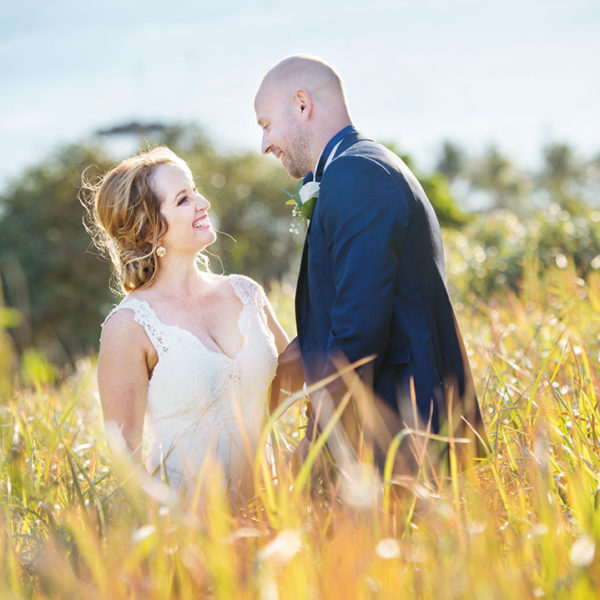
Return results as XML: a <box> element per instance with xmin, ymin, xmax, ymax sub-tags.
<box><xmin>192</xmin><ymin>213</ymin><xmax>210</xmax><ymax>230</ymax></box>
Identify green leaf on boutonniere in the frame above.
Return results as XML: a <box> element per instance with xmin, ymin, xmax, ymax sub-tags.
<box><xmin>300</xmin><ymin>196</ymin><xmax>317</xmax><ymax>220</ymax></box>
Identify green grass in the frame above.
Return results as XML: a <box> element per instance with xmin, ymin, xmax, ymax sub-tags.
<box><xmin>2</xmin><ymin>266</ymin><xmax>600</xmax><ymax>598</ymax></box>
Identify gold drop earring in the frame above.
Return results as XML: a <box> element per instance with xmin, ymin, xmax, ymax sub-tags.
<box><xmin>156</xmin><ymin>241</ymin><xmax>167</xmax><ymax>257</ymax></box>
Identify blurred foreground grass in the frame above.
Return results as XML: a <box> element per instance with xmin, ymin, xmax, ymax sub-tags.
<box><xmin>2</xmin><ymin>266</ymin><xmax>600</xmax><ymax>598</ymax></box>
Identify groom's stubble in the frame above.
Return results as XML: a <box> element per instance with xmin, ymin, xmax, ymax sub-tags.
<box><xmin>283</xmin><ymin>120</ymin><xmax>314</xmax><ymax>179</ymax></box>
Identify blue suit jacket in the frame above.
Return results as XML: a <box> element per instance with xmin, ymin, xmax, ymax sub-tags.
<box><xmin>295</xmin><ymin>126</ymin><xmax>486</xmax><ymax>459</ymax></box>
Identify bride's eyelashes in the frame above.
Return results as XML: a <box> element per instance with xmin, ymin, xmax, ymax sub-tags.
<box><xmin>177</xmin><ymin>186</ymin><xmax>200</xmax><ymax>207</ymax></box>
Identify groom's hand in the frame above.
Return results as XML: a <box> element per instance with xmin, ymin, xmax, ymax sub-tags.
<box><xmin>270</xmin><ymin>338</ymin><xmax>305</xmax><ymax>412</ymax></box>
<box><xmin>278</xmin><ymin>338</ymin><xmax>305</xmax><ymax>389</ymax></box>
<box><xmin>292</xmin><ymin>436</ymin><xmax>310</xmax><ymax>472</ymax></box>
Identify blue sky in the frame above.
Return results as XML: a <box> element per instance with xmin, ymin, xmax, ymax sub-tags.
<box><xmin>1</xmin><ymin>0</ymin><xmax>598</xmax><ymax>190</ymax></box>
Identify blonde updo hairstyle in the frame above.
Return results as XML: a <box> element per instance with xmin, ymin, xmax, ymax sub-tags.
<box><xmin>83</xmin><ymin>146</ymin><xmax>190</xmax><ymax>294</ymax></box>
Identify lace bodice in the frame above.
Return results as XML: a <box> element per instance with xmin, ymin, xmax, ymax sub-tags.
<box><xmin>102</xmin><ymin>274</ymin><xmax>278</xmax><ymax>490</ymax></box>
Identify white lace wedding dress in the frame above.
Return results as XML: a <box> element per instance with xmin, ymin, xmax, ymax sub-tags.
<box><xmin>103</xmin><ymin>274</ymin><xmax>278</xmax><ymax>492</ymax></box>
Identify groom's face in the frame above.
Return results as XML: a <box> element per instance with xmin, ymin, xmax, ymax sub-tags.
<box><xmin>254</xmin><ymin>87</ymin><xmax>312</xmax><ymax>179</ymax></box>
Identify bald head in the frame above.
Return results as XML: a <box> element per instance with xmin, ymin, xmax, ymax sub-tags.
<box><xmin>254</xmin><ymin>55</ymin><xmax>352</xmax><ymax>178</ymax></box>
<box><xmin>258</xmin><ymin>55</ymin><xmax>347</xmax><ymax>106</ymax></box>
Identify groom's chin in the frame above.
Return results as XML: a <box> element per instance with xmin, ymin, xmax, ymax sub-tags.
<box><xmin>281</xmin><ymin>156</ymin><xmax>303</xmax><ymax>179</ymax></box>
<box><xmin>286</xmin><ymin>164</ymin><xmax>306</xmax><ymax>180</ymax></box>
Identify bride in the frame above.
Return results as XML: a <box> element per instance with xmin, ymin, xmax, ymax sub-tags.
<box><xmin>86</xmin><ymin>146</ymin><xmax>289</xmax><ymax>494</ymax></box>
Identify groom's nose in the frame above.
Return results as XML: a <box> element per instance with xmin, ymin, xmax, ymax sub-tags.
<box><xmin>261</xmin><ymin>131</ymin><xmax>273</xmax><ymax>155</ymax></box>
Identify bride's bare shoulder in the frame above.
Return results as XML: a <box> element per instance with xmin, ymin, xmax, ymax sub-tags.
<box><xmin>102</xmin><ymin>304</ymin><xmax>133</xmax><ymax>325</ymax></box>
<box><xmin>101</xmin><ymin>305</ymin><xmax>141</xmax><ymax>339</ymax></box>
<box><xmin>100</xmin><ymin>299</ymin><xmax>151</xmax><ymax>347</ymax></box>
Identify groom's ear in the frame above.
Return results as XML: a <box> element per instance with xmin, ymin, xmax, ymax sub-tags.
<box><xmin>294</xmin><ymin>89</ymin><xmax>312</xmax><ymax>120</ymax></box>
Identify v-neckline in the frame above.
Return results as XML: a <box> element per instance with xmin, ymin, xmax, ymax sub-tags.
<box><xmin>129</xmin><ymin>276</ymin><xmax>247</xmax><ymax>361</ymax></box>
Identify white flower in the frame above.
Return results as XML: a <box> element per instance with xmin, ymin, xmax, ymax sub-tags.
<box><xmin>298</xmin><ymin>181</ymin><xmax>320</xmax><ymax>205</ymax></box>
<box><xmin>375</xmin><ymin>538</ymin><xmax>400</xmax><ymax>559</ymax></box>
<box><xmin>570</xmin><ymin>535</ymin><xmax>595</xmax><ymax>567</ymax></box>
<box><xmin>282</xmin><ymin>179</ymin><xmax>320</xmax><ymax>231</ymax></box>
<box><xmin>257</xmin><ymin>529</ymin><xmax>302</xmax><ymax>565</ymax></box>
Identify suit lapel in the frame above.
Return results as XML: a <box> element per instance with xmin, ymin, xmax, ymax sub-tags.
<box><xmin>295</xmin><ymin>129</ymin><xmax>370</xmax><ymax>343</ymax></box>
<box><xmin>295</xmin><ymin>234</ymin><xmax>309</xmax><ymax>339</ymax></box>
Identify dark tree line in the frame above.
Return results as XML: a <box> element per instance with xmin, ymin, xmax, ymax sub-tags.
<box><xmin>1</xmin><ymin>122</ymin><xmax>596</xmax><ymax>365</ymax></box>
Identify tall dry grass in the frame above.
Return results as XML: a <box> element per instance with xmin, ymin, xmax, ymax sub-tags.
<box><xmin>1</xmin><ymin>265</ymin><xmax>600</xmax><ymax>598</ymax></box>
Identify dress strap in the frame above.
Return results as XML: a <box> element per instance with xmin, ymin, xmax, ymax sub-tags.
<box><xmin>102</xmin><ymin>298</ymin><xmax>169</xmax><ymax>357</ymax></box>
<box><xmin>228</xmin><ymin>274</ymin><xmax>268</xmax><ymax>310</ymax></box>
<box><xmin>228</xmin><ymin>275</ymin><xmax>270</xmax><ymax>343</ymax></box>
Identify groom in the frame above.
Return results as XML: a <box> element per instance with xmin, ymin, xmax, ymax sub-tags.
<box><xmin>255</xmin><ymin>55</ymin><xmax>487</xmax><ymax>470</ymax></box>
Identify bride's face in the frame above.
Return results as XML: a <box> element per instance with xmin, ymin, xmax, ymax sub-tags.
<box><xmin>151</xmin><ymin>162</ymin><xmax>217</xmax><ymax>255</ymax></box>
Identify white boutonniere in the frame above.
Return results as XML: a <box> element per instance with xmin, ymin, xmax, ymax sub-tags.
<box><xmin>283</xmin><ymin>180</ymin><xmax>320</xmax><ymax>234</ymax></box>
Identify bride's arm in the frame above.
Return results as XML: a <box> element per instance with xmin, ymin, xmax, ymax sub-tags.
<box><xmin>97</xmin><ymin>309</ymin><xmax>151</xmax><ymax>461</ymax></box>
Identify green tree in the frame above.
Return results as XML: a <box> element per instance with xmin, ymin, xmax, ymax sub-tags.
<box><xmin>383</xmin><ymin>142</ymin><xmax>468</xmax><ymax>227</ymax></box>
<box><xmin>436</xmin><ymin>141</ymin><xmax>466</xmax><ymax>182</ymax></box>
<box><xmin>471</xmin><ymin>146</ymin><xmax>530</xmax><ymax>212</ymax></box>
<box><xmin>0</xmin><ymin>125</ymin><xmax>303</xmax><ymax>365</ymax></box>
<box><xmin>0</xmin><ymin>144</ymin><xmax>117</xmax><ymax>364</ymax></box>
<box><xmin>96</xmin><ymin>122</ymin><xmax>304</xmax><ymax>282</ymax></box>
<box><xmin>539</xmin><ymin>142</ymin><xmax>584</xmax><ymax>212</ymax></box>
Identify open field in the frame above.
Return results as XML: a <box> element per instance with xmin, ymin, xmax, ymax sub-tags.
<box><xmin>1</xmin><ymin>265</ymin><xmax>600</xmax><ymax>599</ymax></box>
